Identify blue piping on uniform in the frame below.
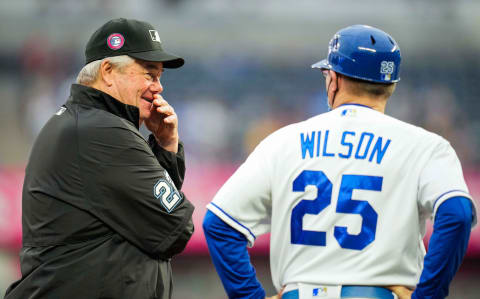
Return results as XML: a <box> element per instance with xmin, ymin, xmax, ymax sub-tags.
<box><xmin>337</xmin><ymin>103</ymin><xmax>373</xmax><ymax>109</ymax></box>
<box><xmin>210</xmin><ymin>202</ymin><xmax>257</xmax><ymax>241</ymax></box>
<box><xmin>432</xmin><ymin>189</ymin><xmax>469</xmax><ymax>211</ymax></box>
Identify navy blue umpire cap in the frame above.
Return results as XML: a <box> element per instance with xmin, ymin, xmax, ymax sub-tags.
<box><xmin>312</xmin><ymin>25</ymin><xmax>401</xmax><ymax>83</ymax></box>
<box><xmin>85</xmin><ymin>18</ymin><xmax>184</xmax><ymax>68</ymax></box>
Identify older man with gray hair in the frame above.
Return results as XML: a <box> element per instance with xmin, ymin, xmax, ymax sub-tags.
<box><xmin>5</xmin><ymin>18</ymin><xmax>194</xmax><ymax>299</ymax></box>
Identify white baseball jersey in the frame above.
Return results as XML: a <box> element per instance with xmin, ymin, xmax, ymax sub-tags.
<box><xmin>207</xmin><ymin>104</ymin><xmax>477</xmax><ymax>290</ymax></box>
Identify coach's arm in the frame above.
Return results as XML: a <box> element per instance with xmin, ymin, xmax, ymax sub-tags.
<box><xmin>204</xmin><ymin>210</ymin><xmax>282</xmax><ymax>299</ymax></box>
<box><xmin>389</xmin><ymin>196</ymin><xmax>474</xmax><ymax>299</ymax></box>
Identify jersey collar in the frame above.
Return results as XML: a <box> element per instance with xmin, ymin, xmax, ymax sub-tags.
<box><xmin>68</xmin><ymin>84</ymin><xmax>140</xmax><ymax>129</ymax></box>
<box><xmin>336</xmin><ymin>103</ymin><xmax>373</xmax><ymax>110</ymax></box>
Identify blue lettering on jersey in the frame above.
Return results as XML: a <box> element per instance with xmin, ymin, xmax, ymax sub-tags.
<box><xmin>369</xmin><ymin>137</ymin><xmax>391</xmax><ymax>164</ymax></box>
<box><xmin>316</xmin><ymin>130</ymin><xmax>321</xmax><ymax>157</ymax></box>
<box><xmin>355</xmin><ymin>132</ymin><xmax>374</xmax><ymax>159</ymax></box>
<box><xmin>339</xmin><ymin>131</ymin><xmax>355</xmax><ymax>159</ymax></box>
<box><xmin>300</xmin><ymin>132</ymin><xmax>315</xmax><ymax>159</ymax></box>
<box><xmin>300</xmin><ymin>130</ymin><xmax>391</xmax><ymax>164</ymax></box>
<box><xmin>322</xmin><ymin>130</ymin><xmax>335</xmax><ymax>157</ymax></box>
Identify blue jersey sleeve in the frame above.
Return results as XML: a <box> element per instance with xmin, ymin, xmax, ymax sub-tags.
<box><xmin>412</xmin><ymin>196</ymin><xmax>473</xmax><ymax>299</ymax></box>
<box><xmin>203</xmin><ymin>210</ymin><xmax>266</xmax><ymax>299</ymax></box>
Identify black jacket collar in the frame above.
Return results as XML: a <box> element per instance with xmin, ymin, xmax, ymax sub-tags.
<box><xmin>68</xmin><ymin>84</ymin><xmax>140</xmax><ymax>129</ymax></box>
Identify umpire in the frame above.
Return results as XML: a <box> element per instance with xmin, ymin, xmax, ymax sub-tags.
<box><xmin>4</xmin><ymin>18</ymin><xmax>194</xmax><ymax>299</ymax></box>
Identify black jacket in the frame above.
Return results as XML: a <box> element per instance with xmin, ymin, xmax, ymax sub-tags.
<box><xmin>5</xmin><ymin>84</ymin><xmax>195</xmax><ymax>299</ymax></box>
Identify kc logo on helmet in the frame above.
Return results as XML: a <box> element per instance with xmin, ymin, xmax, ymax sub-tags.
<box><xmin>107</xmin><ymin>33</ymin><xmax>125</xmax><ymax>50</ymax></box>
<box><xmin>328</xmin><ymin>34</ymin><xmax>341</xmax><ymax>54</ymax></box>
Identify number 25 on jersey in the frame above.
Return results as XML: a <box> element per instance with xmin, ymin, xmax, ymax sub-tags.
<box><xmin>290</xmin><ymin>170</ymin><xmax>383</xmax><ymax>250</ymax></box>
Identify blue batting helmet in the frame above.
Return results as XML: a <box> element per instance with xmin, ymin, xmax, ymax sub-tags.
<box><xmin>312</xmin><ymin>25</ymin><xmax>401</xmax><ymax>83</ymax></box>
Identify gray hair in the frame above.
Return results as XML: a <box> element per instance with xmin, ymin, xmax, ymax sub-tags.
<box><xmin>76</xmin><ymin>55</ymin><xmax>135</xmax><ymax>85</ymax></box>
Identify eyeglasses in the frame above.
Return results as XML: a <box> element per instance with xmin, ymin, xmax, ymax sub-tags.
<box><xmin>321</xmin><ymin>69</ymin><xmax>330</xmax><ymax>78</ymax></box>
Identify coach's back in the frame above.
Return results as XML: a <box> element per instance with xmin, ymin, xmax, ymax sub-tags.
<box><xmin>210</xmin><ymin>103</ymin><xmax>470</xmax><ymax>291</ymax></box>
<box><xmin>266</xmin><ymin>103</ymin><xmax>469</xmax><ymax>289</ymax></box>
<box><xmin>205</xmin><ymin>24</ymin><xmax>476</xmax><ymax>299</ymax></box>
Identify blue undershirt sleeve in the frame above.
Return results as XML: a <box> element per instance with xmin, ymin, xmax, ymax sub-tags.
<box><xmin>203</xmin><ymin>210</ymin><xmax>266</xmax><ymax>299</ymax></box>
<box><xmin>412</xmin><ymin>196</ymin><xmax>473</xmax><ymax>299</ymax></box>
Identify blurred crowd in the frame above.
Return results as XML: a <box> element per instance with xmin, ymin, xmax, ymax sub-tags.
<box><xmin>0</xmin><ymin>0</ymin><xmax>478</xmax><ymax>169</ymax></box>
<box><xmin>2</xmin><ymin>35</ymin><xmax>479</xmax><ymax>168</ymax></box>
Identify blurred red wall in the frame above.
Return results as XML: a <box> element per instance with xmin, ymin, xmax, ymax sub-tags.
<box><xmin>1</xmin><ymin>165</ymin><xmax>479</xmax><ymax>256</ymax></box>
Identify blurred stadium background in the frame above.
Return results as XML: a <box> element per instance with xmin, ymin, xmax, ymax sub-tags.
<box><xmin>0</xmin><ymin>0</ymin><xmax>479</xmax><ymax>298</ymax></box>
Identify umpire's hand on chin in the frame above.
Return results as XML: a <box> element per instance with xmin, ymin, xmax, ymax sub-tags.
<box><xmin>387</xmin><ymin>285</ymin><xmax>413</xmax><ymax>299</ymax></box>
<box><xmin>145</xmin><ymin>94</ymin><xmax>179</xmax><ymax>153</ymax></box>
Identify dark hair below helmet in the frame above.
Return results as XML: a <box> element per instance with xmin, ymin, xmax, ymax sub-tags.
<box><xmin>312</xmin><ymin>25</ymin><xmax>401</xmax><ymax>83</ymax></box>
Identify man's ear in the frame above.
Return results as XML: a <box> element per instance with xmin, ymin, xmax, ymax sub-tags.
<box><xmin>329</xmin><ymin>70</ymin><xmax>339</xmax><ymax>93</ymax></box>
<box><xmin>327</xmin><ymin>70</ymin><xmax>338</xmax><ymax>105</ymax></box>
<box><xmin>100</xmin><ymin>60</ymin><xmax>114</xmax><ymax>87</ymax></box>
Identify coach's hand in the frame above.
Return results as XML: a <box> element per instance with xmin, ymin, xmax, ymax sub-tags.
<box><xmin>387</xmin><ymin>285</ymin><xmax>413</xmax><ymax>299</ymax></box>
<box><xmin>145</xmin><ymin>94</ymin><xmax>179</xmax><ymax>153</ymax></box>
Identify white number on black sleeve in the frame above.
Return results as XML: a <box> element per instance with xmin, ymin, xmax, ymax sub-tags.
<box><xmin>154</xmin><ymin>179</ymin><xmax>182</xmax><ymax>213</ymax></box>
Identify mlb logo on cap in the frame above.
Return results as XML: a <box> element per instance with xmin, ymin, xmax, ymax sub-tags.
<box><xmin>149</xmin><ymin>30</ymin><xmax>161</xmax><ymax>43</ymax></box>
<box><xmin>106</xmin><ymin>33</ymin><xmax>125</xmax><ymax>50</ymax></box>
